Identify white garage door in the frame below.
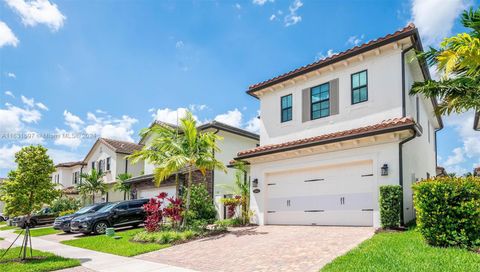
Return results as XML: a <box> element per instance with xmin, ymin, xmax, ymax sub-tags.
<box><xmin>266</xmin><ymin>160</ymin><xmax>374</xmax><ymax>226</ymax></box>
<box><xmin>138</xmin><ymin>186</ymin><xmax>176</xmax><ymax>200</ymax></box>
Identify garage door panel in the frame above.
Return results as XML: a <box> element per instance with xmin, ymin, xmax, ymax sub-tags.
<box><xmin>266</xmin><ymin>160</ymin><xmax>374</xmax><ymax>226</ymax></box>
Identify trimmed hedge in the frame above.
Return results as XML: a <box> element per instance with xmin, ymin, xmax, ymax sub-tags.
<box><xmin>413</xmin><ymin>176</ymin><xmax>480</xmax><ymax>249</ymax></box>
<box><xmin>379</xmin><ymin>185</ymin><xmax>402</xmax><ymax>228</ymax></box>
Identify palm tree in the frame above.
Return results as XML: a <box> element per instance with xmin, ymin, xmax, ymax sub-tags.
<box><xmin>77</xmin><ymin>169</ymin><xmax>107</xmax><ymax>203</ymax></box>
<box><xmin>129</xmin><ymin>112</ymin><xmax>226</xmax><ymax>226</ymax></box>
<box><xmin>410</xmin><ymin>8</ymin><xmax>480</xmax><ymax>114</ymax></box>
<box><xmin>114</xmin><ymin>173</ymin><xmax>132</xmax><ymax>200</ymax></box>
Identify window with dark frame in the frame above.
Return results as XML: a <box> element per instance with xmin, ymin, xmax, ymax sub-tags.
<box><xmin>106</xmin><ymin>157</ymin><xmax>111</xmax><ymax>171</ymax></box>
<box><xmin>91</xmin><ymin>161</ymin><xmax>95</xmax><ymax>170</ymax></box>
<box><xmin>351</xmin><ymin>70</ymin><xmax>368</xmax><ymax>104</ymax></box>
<box><xmin>311</xmin><ymin>83</ymin><xmax>330</xmax><ymax>119</ymax></box>
<box><xmin>281</xmin><ymin>94</ymin><xmax>292</xmax><ymax>122</ymax></box>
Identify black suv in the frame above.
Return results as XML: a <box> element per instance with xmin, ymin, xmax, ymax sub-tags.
<box><xmin>70</xmin><ymin>199</ymin><xmax>149</xmax><ymax>234</ymax></box>
<box><xmin>53</xmin><ymin>203</ymin><xmax>108</xmax><ymax>233</ymax></box>
<box><xmin>13</xmin><ymin>207</ymin><xmax>57</xmax><ymax>228</ymax></box>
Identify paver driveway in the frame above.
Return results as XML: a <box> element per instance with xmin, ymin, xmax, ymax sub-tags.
<box><xmin>136</xmin><ymin>225</ymin><xmax>374</xmax><ymax>272</ymax></box>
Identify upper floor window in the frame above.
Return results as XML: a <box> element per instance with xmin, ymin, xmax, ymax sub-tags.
<box><xmin>351</xmin><ymin>70</ymin><xmax>368</xmax><ymax>104</ymax></box>
<box><xmin>311</xmin><ymin>83</ymin><xmax>330</xmax><ymax>119</ymax></box>
<box><xmin>91</xmin><ymin>161</ymin><xmax>95</xmax><ymax>170</ymax></box>
<box><xmin>106</xmin><ymin>157</ymin><xmax>111</xmax><ymax>171</ymax></box>
<box><xmin>281</xmin><ymin>94</ymin><xmax>292</xmax><ymax>122</ymax></box>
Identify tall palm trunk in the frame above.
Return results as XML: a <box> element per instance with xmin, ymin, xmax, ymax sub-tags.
<box><xmin>183</xmin><ymin>169</ymin><xmax>193</xmax><ymax>227</ymax></box>
<box><xmin>92</xmin><ymin>193</ymin><xmax>95</xmax><ymax>204</ymax></box>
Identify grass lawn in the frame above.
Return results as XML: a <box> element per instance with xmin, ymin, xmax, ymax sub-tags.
<box><xmin>0</xmin><ymin>225</ymin><xmax>18</xmax><ymax>231</ymax></box>
<box><xmin>0</xmin><ymin>221</ymin><xmax>6</xmax><ymax>225</ymax></box>
<box><xmin>61</xmin><ymin>228</ymin><xmax>170</xmax><ymax>256</ymax></box>
<box><xmin>14</xmin><ymin>227</ymin><xmax>62</xmax><ymax>237</ymax></box>
<box><xmin>0</xmin><ymin>247</ymin><xmax>80</xmax><ymax>272</ymax></box>
<box><xmin>321</xmin><ymin>229</ymin><xmax>480</xmax><ymax>272</ymax></box>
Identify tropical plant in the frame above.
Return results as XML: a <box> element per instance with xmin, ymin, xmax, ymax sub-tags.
<box><xmin>143</xmin><ymin>193</ymin><xmax>166</xmax><ymax>232</ymax></box>
<box><xmin>114</xmin><ymin>173</ymin><xmax>132</xmax><ymax>200</ymax></box>
<box><xmin>0</xmin><ymin>145</ymin><xmax>59</xmax><ymax>260</ymax></box>
<box><xmin>410</xmin><ymin>8</ymin><xmax>480</xmax><ymax>114</ymax></box>
<box><xmin>217</xmin><ymin>161</ymin><xmax>251</xmax><ymax>224</ymax></box>
<box><xmin>129</xmin><ymin>111</ymin><xmax>226</xmax><ymax>226</ymax></box>
<box><xmin>182</xmin><ymin>183</ymin><xmax>217</xmax><ymax>225</ymax></box>
<box><xmin>77</xmin><ymin>169</ymin><xmax>107</xmax><ymax>204</ymax></box>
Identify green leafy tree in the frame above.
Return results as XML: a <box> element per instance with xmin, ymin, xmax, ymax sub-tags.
<box><xmin>77</xmin><ymin>169</ymin><xmax>107</xmax><ymax>203</ymax></box>
<box><xmin>410</xmin><ymin>8</ymin><xmax>480</xmax><ymax>114</ymax></box>
<box><xmin>114</xmin><ymin>173</ymin><xmax>132</xmax><ymax>200</ymax></box>
<box><xmin>129</xmin><ymin>111</ymin><xmax>226</xmax><ymax>226</ymax></box>
<box><xmin>0</xmin><ymin>145</ymin><xmax>59</xmax><ymax>259</ymax></box>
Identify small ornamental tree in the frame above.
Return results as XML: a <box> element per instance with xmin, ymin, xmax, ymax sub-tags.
<box><xmin>0</xmin><ymin>145</ymin><xmax>59</xmax><ymax>260</ymax></box>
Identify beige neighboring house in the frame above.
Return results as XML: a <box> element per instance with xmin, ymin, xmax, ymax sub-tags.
<box><xmin>126</xmin><ymin>121</ymin><xmax>259</xmax><ymax>220</ymax></box>
<box><xmin>52</xmin><ymin>161</ymin><xmax>86</xmax><ymax>198</ymax></box>
<box><xmin>236</xmin><ymin>24</ymin><xmax>443</xmax><ymax>228</ymax></box>
<box><xmin>82</xmin><ymin>138</ymin><xmax>144</xmax><ymax>203</ymax></box>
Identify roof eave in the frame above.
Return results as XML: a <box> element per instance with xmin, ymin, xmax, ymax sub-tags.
<box><xmin>235</xmin><ymin>123</ymin><xmax>417</xmax><ymax>160</ymax></box>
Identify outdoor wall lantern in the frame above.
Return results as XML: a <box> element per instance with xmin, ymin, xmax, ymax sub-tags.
<box><xmin>252</xmin><ymin>178</ymin><xmax>258</xmax><ymax>188</ymax></box>
<box><xmin>381</xmin><ymin>164</ymin><xmax>389</xmax><ymax>176</ymax></box>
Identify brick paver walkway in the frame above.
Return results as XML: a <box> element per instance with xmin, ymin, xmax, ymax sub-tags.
<box><xmin>136</xmin><ymin>225</ymin><xmax>374</xmax><ymax>272</ymax></box>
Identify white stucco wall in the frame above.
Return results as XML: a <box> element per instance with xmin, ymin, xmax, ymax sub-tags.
<box><xmin>248</xmin><ymin>142</ymin><xmax>400</xmax><ymax>228</ymax></box>
<box><xmin>258</xmin><ymin>47</ymin><xmax>403</xmax><ymax>146</ymax></box>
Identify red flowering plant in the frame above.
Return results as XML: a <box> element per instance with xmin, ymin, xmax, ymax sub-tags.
<box><xmin>142</xmin><ymin>192</ymin><xmax>168</xmax><ymax>232</ymax></box>
<box><xmin>163</xmin><ymin>197</ymin><xmax>183</xmax><ymax>229</ymax></box>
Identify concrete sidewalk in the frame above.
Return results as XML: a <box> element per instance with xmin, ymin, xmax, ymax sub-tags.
<box><xmin>0</xmin><ymin>230</ymin><xmax>196</xmax><ymax>272</ymax></box>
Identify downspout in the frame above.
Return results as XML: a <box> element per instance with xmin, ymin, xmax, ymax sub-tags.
<box><xmin>212</xmin><ymin>128</ymin><xmax>220</xmax><ymax>202</ymax></box>
<box><xmin>399</xmin><ymin>44</ymin><xmax>417</xmax><ymax>226</ymax></box>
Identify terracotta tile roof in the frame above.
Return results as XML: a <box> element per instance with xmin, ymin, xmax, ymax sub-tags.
<box><xmin>100</xmin><ymin>138</ymin><xmax>143</xmax><ymax>154</ymax></box>
<box><xmin>55</xmin><ymin>161</ymin><xmax>86</xmax><ymax>168</ymax></box>
<box><xmin>237</xmin><ymin>117</ymin><xmax>415</xmax><ymax>158</ymax></box>
<box><xmin>247</xmin><ymin>24</ymin><xmax>418</xmax><ymax>96</ymax></box>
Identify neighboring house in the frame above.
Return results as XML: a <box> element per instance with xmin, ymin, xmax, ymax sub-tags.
<box><xmin>126</xmin><ymin>121</ymin><xmax>259</xmax><ymax>220</ymax></box>
<box><xmin>436</xmin><ymin>166</ymin><xmax>447</xmax><ymax>177</ymax></box>
<box><xmin>474</xmin><ymin>111</ymin><xmax>479</xmax><ymax>131</ymax></box>
<box><xmin>82</xmin><ymin>138</ymin><xmax>144</xmax><ymax>203</ymax></box>
<box><xmin>52</xmin><ymin>161</ymin><xmax>86</xmax><ymax>197</ymax></box>
<box><xmin>235</xmin><ymin>24</ymin><xmax>443</xmax><ymax>228</ymax></box>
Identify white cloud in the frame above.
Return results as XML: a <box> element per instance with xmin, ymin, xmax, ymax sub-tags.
<box><xmin>444</xmin><ymin>147</ymin><xmax>465</xmax><ymax>166</ymax></box>
<box><xmin>411</xmin><ymin>0</ymin><xmax>470</xmax><ymax>46</ymax></box>
<box><xmin>269</xmin><ymin>14</ymin><xmax>276</xmax><ymax>21</ymax></box>
<box><xmin>215</xmin><ymin>109</ymin><xmax>243</xmax><ymax>127</ymax></box>
<box><xmin>20</xmin><ymin>95</ymin><xmax>35</xmax><ymax>107</ymax></box>
<box><xmin>84</xmin><ymin>113</ymin><xmax>138</xmax><ymax>142</ymax></box>
<box><xmin>47</xmin><ymin>148</ymin><xmax>83</xmax><ymax>165</ymax></box>
<box><xmin>0</xmin><ymin>21</ymin><xmax>19</xmax><ymax>47</ymax></box>
<box><xmin>253</xmin><ymin>0</ymin><xmax>274</xmax><ymax>6</ymax></box>
<box><xmin>4</xmin><ymin>91</ymin><xmax>15</xmax><ymax>98</ymax></box>
<box><xmin>0</xmin><ymin>109</ymin><xmax>23</xmax><ymax>133</ymax></box>
<box><xmin>21</xmin><ymin>131</ymin><xmax>44</xmax><ymax>144</ymax></box>
<box><xmin>175</xmin><ymin>40</ymin><xmax>184</xmax><ymax>48</ymax></box>
<box><xmin>36</xmin><ymin>102</ymin><xmax>48</xmax><ymax>111</ymax></box>
<box><xmin>315</xmin><ymin>49</ymin><xmax>337</xmax><ymax>61</ymax></box>
<box><xmin>53</xmin><ymin>128</ymin><xmax>82</xmax><ymax>149</ymax></box>
<box><xmin>0</xmin><ymin>144</ymin><xmax>22</xmax><ymax>169</ymax></box>
<box><xmin>347</xmin><ymin>34</ymin><xmax>365</xmax><ymax>46</ymax></box>
<box><xmin>5</xmin><ymin>104</ymin><xmax>41</xmax><ymax>123</ymax></box>
<box><xmin>7</xmin><ymin>72</ymin><xmax>16</xmax><ymax>78</ymax></box>
<box><xmin>189</xmin><ymin>104</ymin><xmax>208</xmax><ymax>112</ymax></box>
<box><xmin>234</xmin><ymin>3</ymin><xmax>241</xmax><ymax>10</ymax></box>
<box><xmin>245</xmin><ymin>112</ymin><xmax>261</xmax><ymax>133</ymax></box>
<box><xmin>284</xmin><ymin>0</ymin><xmax>303</xmax><ymax>27</ymax></box>
<box><xmin>95</xmin><ymin>109</ymin><xmax>107</xmax><ymax>114</ymax></box>
<box><xmin>152</xmin><ymin>107</ymin><xmax>199</xmax><ymax>125</ymax></box>
<box><xmin>5</xmin><ymin>0</ymin><xmax>66</xmax><ymax>32</ymax></box>
<box><xmin>63</xmin><ymin>110</ymin><xmax>84</xmax><ymax>131</ymax></box>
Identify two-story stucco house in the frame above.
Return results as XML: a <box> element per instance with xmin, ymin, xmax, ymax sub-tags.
<box><xmin>126</xmin><ymin>121</ymin><xmax>259</xmax><ymax>220</ymax></box>
<box><xmin>51</xmin><ymin>161</ymin><xmax>86</xmax><ymax>197</ymax></box>
<box><xmin>236</xmin><ymin>24</ymin><xmax>443</xmax><ymax>228</ymax></box>
<box><xmin>82</xmin><ymin>138</ymin><xmax>144</xmax><ymax>203</ymax></box>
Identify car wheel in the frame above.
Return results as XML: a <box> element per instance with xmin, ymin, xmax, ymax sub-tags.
<box><xmin>93</xmin><ymin>221</ymin><xmax>109</xmax><ymax>235</ymax></box>
<box><xmin>0</xmin><ymin>216</ymin><xmax>5</xmax><ymax>222</ymax></box>
<box><xmin>28</xmin><ymin>220</ymin><xmax>37</xmax><ymax>228</ymax></box>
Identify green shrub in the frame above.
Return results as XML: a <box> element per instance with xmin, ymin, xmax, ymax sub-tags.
<box><xmin>379</xmin><ymin>185</ymin><xmax>402</xmax><ymax>228</ymax></box>
<box><xmin>59</xmin><ymin>210</ymin><xmax>76</xmax><ymax>216</ymax></box>
<box><xmin>413</xmin><ymin>176</ymin><xmax>480</xmax><ymax>249</ymax></box>
<box><xmin>132</xmin><ymin>230</ymin><xmax>198</xmax><ymax>244</ymax></box>
<box><xmin>214</xmin><ymin>217</ymin><xmax>243</xmax><ymax>228</ymax></box>
<box><xmin>182</xmin><ymin>184</ymin><xmax>217</xmax><ymax>224</ymax></box>
<box><xmin>51</xmin><ymin>197</ymin><xmax>81</xmax><ymax>213</ymax></box>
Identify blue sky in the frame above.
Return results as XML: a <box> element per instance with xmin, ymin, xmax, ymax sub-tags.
<box><xmin>0</xmin><ymin>0</ymin><xmax>478</xmax><ymax>176</ymax></box>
